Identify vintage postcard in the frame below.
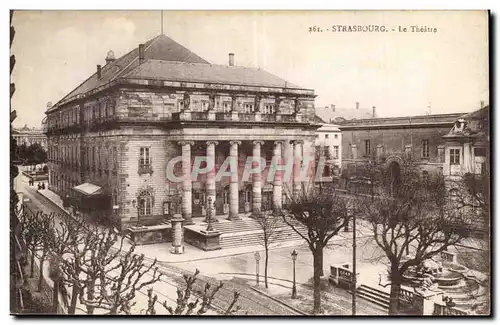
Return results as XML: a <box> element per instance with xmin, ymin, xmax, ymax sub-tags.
<box><xmin>9</xmin><ymin>10</ymin><xmax>490</xmax><ymax>316</ymax></box>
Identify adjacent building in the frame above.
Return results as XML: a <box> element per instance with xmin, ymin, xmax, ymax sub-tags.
<box><xmin>442</xmin><ymin>105</ymin><xmax>489</xmax><ymax>179</ymax></box>
<box><xmin>45</xmin><ymin>34</ymin><xmax>319</xmax><ymax>229</ymax></box>
<box><xmin>337</xmin><ymin>112</ymin><xmax>464</xmax><ymax>192</ymax></box>
<box><xmin>312</xmin><ymin>116</ymin><xmax>342</xmax><ymax>181</ymax></box>
<box><xmin>315</xmin><ymin>102</ymin><xmax>376</xmax><ymax>124</ymax></box>
<box><xmin>12</xmin><ymin>124</ymin><xmax>47</xmax><ymax>149</ymax></box>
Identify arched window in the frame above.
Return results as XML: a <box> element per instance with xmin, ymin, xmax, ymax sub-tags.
<box><xmin>138</xmin><ymin>190</ymin><xmax>153</xmax><ymax>216</ymax></box>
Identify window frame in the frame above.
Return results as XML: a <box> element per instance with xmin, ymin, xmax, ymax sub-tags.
<box><xmin>450</xmin><ymin>148</ymin><xmax>460</xmax><ymax>165</ymax></box>
<box><xmin>422</xmin><ymin>139</ymin><xmax>430</xmax><ymax>158</ymax></box>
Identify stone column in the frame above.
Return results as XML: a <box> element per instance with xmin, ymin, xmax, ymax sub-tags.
<box><xmin>179</xmin><ymin>141</ymin><xmax>194</xmax><ymax>225</ymax></box>
<box><xmin>292</xmin><ymin>140</ymin><xmax>303</xmax><ymax>196</ymax></box>
<box><xmin>170</xmin><ymin>214</ymin><xmax>185</xmax><ymax>254</ymax></box>
<box><xmin>206</xmin><ymin>141</ymin><xmax>218</xmax><ymax>206</ymax></box>
<box><xmin>273</xmin><ymin>141</ymin><xmax>284</xmax><ymax>211</ymax></box>
<box><xmin>252</xmin><ymin>140</ymin><xmax>264</xmax><ymax>212</ymax></box>
<box><xmin>228</xmin><ymin>141</ymin><xmax>241</xmax><ymax>220</ymax></box>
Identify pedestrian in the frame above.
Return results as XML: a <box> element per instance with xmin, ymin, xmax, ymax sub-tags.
<box><xmin>42</xmin><ymin>183</ymin><xmax>45</xmax><ymax>190</ymax></box>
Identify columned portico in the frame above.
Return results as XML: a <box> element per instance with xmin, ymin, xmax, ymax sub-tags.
<box><xmin>272</xmin><ymin>140</ymin><xmax>284</xmax><ymax>211</ymax></box>
<box><xmin>228</xmin><ymin>141</ymin><xmax>241</xmax><ymax>220</ymax></box>
<box><xmin>252</xmin><ymin>140</ymin><xmax>264</xmax><ymax>213</ymax></box>
<box><xmin>179</xmin><ymin>141</ymin><xmax>194</xmax><ymax>225</ymax></box>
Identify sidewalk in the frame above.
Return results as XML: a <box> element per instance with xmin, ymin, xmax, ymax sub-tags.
<box><xmin>35</xmin><ymin>189</ymin><xmax>309</xmax><ymax>263</ymax></box>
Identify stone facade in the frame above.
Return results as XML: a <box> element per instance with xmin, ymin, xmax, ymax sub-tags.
<box><xmin>45</xmin><ymin>35</ymin><xmax>318</xmax><ymax>230</ymax></box>
<box><xmin>337</xmin><ymin>113</ymin><xmax>464</xmax><ymax>189</ymax></box>
<box><xmin>12</xmin><ymin>124</ymin><xmax>47</xmax><ymax>149</ymax></box>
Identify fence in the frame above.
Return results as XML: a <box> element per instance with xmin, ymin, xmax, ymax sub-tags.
<box><xmin>433</xmin><ymin>303</ymin><xmax>468</xmax><ymax>316</ymax></box>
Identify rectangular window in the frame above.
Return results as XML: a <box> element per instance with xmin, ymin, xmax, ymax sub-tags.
<box><xmin>263</xmin><ymin>104</ymin><xmax>275</xmax><ymax>114</ymax></box>
<box><xmin>450</xmin><ymin>148</ymin><xmax>460</xmax><ymax>165</ymax></box>
<box><xmin>323</xmin><ymin>146</ymin><xmax>329</xmax><ymax>157</ymax></box>
<box><xmin>474</xmin><ymin>147</ymin><xmax>486</xmax><ymax>157</ymax></box>
<box><xmin>140</xmin><ymin>147</ymin><xmax>151</xmax><ymax>166</ymax></box>
<box><xmin>365</xmin><ymin>140</ymin><xmax>371</xmax><ymax>156</ymax></box>
<box><xmin>334</xmin><ymin>134</ymin><xmax>338</xmax><ymax>139</ymax></box>
<box><xmin>334</xmin><ymin>146</ymin><xmax>339</xmax><ymax>159</ymax></box>
<box><xmin>244</xmin><ymin>103</ymin><xmax>254</xmax><ymax>114</ymax></box>
<box><xmin>422</xmin><ymin>139</ymin><xmax>429</xmax><ymax>158</ymax></box>
<box><xmin>223</xmin><ymin>102</ymin><xmax>231</xmax><ymax>112</ymax></box>
<box><xmin>325</xmin><ymin>134</ymin><xmax>329</xmax><ymax>139</ymax></box>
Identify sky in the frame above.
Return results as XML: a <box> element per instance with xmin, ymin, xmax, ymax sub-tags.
<box><xmin>11</xmin><ymin>10</ymin><xmax>489</xmax><ymax>128</ymax></box>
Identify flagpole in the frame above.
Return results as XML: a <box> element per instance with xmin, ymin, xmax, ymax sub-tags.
<box><xmin>161</xmin><ymin>10</ymin><xmax>164</xmax><ymax>34</ymax></box>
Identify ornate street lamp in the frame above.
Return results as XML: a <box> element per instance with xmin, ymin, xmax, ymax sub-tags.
<box><xmin>254</xmin><ymin>251</ymin><xmax>261</xmax><ymax>286</ymax></box>
<box><xmin>205</xmin><ymin>196</ymin><xmax>214</xmax><ymax>232</ymax></box>
<box><xmin>291</xmin><ymin>249</ymin><xmax>298</xmax><ymax>299</ymax></box>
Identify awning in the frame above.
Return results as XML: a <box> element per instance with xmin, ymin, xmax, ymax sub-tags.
<box><xmin>72</xmin><ymin>183</ymin><xmax>103</xmax><ymax>196</ymax></box>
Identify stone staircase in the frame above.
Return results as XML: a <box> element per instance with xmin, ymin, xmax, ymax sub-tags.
<box><xmin>214</xmin><ymin>218</ymin><xmax>307</xmax><ymax>249</ymax></box>
<box><xmin>354</xmin><ymin>284</ymin><xmax>390</xmax><ymax>310</ymax></box>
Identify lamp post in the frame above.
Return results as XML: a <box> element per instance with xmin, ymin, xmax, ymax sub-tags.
<box><xmin>254</xmin><ymin>251</ymin><xmax>261</xmax><ymax>286</ymax></box>
<box><xmin>205</xmin><ymin>197</ymin><xmax>214</xmax><ymax>232</ymax></box>
<box><xmin>291</xmin><ymin>249</ymin><xmax>298</xmax><ymax>299</ymax></box>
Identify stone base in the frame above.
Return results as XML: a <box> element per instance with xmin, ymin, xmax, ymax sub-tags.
<box><xmin>127</xmin><ymin>224</ymin><xmax>172</xmax><ymax>245</ymax></box>
<box><xmin>171</xmin><ymin>245</ymin><xmax>184</xmax><ymax>254</ymax></box>
<box><xmin>227</xmin><ymin>214</ymin><xmax>241</xmax><ymax>221</ymax></box>
<box><xmin>184</xmin><ymin>227</ymin><xmax>222</xmax><ymax>251</ymax></box>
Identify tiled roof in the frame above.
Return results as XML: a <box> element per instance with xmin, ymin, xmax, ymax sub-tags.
<box><xmin>56</xmin><ymin>35</ymin><xmax>210</xmax><ymax>105</ymax></box>
<box><xmin>123</xmin><ymin>59</ymin><xmax>302</xmax><ymax>89</ymax></box>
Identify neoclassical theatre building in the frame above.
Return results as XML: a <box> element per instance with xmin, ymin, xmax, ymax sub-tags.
<box><xmin>45</xmin><ymin>34</ymin><xmax>319</xmax><ymax>229</ymax></box>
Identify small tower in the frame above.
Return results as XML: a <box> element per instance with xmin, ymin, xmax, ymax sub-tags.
<box><xmin>105</xmin><ymin>50</ymin><xmax>116</xmax><ymax>65</ymax></box>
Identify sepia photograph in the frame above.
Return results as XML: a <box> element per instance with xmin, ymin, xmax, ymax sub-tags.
<box><xmin>9</xmin><ymin>9</ymin><xmax>490</xmax><ymax>316</ymax></box>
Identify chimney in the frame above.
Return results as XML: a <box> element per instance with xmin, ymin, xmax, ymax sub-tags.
<box><xmin>480</xmin><ymin>100</ymin><xmax>485</xmax><ymax>108</ymax></box>
<box><xmin>97</xmin><ymin>64</ymin><xmax>102</xmax><ymax>79</ymax></box>
<box><xmin>228</xmin><ymin>53</ymin><xmax>234</xmax><ymax>66</ymax></box>
<box><xmin>356</xmin><ymin>102</ymin><xmax>360</xmax><ymax>110</ymax></box>
<box><xmin>372</xmin><ymin>106</ymin><xmax>376</xmax><ymax>118</ymax></box>
<box><xmin>46</xmin><ymin>102</ymin><xmax>52</xmax><ymax>110</ymax></box>
<box><xmin>105</xmin><ymin>50</ymin><xmax>116</xmax><ymax>65</ymax></box>
<box><xmin>139</xmin><ymin>44</ymin><xmax>145</xmax><ymax>63</ymax></box>
<box><xmin>331</xmin><ymin>104</ymin><xmax>336</xmax><ymax>112</ymax></box>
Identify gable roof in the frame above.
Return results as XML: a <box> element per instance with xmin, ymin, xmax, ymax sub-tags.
<box><xmin>55</xmin><ymin>34</ymin><xmax>210</xmax><ymax>106</ymax></box>
<box><xmin>122</xmin><ymin>59</ymin><xmax>301</xmax><ymax>89</ymax></box>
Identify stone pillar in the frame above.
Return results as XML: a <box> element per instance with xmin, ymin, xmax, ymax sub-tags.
<box><xmin>228</xmin><ymin>141</ymin><xmax>241</xmax><ymax>220</ymax></box>
<box><xmin>292</xmin><ymin>140</ymin><xmax>303</xmax><ymax>196</ymax></box>
<box><xmin>179</xmin><ymin>141</ymin><xmax>194</xmax><ymax>225</ymax></box>
<box><xmin>405</xmin><ymin>145</ymin><xmax>412</xmax><ymax>160</ymax></box>
<box><xmin>272</xmin><ymin>141</ymin><xmax>283</xmax><ymax>211</ymax></box>
<box><xmin>252</xmin><ymin>140</ymin><xmax>264</xmax><ymax>212</ymax></box>
<box><xmin>463</xmin><ymin>142</ymin><xmax>473</xmax><ymax>173</ymax></box>
<box><xmin>206</xmin><ymin>141</ymin><xmax>218</xmax><ymax>206</ymax></box>
<box><xmin>170</xmin><ymin>214</ymin><xmax>185</xmax><ymax>254</ymax></box>
<box><xmin>437</xmin><ymin>145</ymin><xmax>445</xmax><ymax>163</ymax></box>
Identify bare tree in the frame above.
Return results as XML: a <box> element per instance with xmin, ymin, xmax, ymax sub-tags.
<box><xmin>52</xmin><ymin>217</ymin><xmax>92</xmax><ymax>314</ymax></box>
<box><xmin>77</xmin><ymin>230</ymin><xmax>162</xmax><ymax>315</ymax></box>
<box><xmin>282</xmin><ymin>184</ymin><xmax>351</xmax><ymax>314</ymax></box>
<box><xmin>254</xmin><ymin>209</ymin><xmax>280</xmax><ymax>288</ymax></box>
<box><xmin>362</xmin><ymin>164</ymin><xmax>473</xmax><ymax>315</ymax></box>
<box><xmin>145</xmin><ymin>269</ymin><xmax>241</xmax><ymax>315</ymax></box>
<box><xmin>36</xmin><ymin>213</ymin><xmax>55</xmax><ymax>292</ymax></box>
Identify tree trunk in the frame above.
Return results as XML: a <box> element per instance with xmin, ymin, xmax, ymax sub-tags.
<box><xmin>86</xmin><ymin>281</ymin><xmax>95</xmax><ymax>315</ymax></box>
<box><xmin>68</xmin><ymin>284</ymin><xmax>79</xmax><ymax>315</ymax></box>
<box><xmin>52</xmin><ymin>278</ymin><xmax>60</xmax><ymax>313</ymax></box>
<box><xmin>30</xmin><ymin>246</ymin><xmax>35</xmax><ymax>277</ymax></box>
<box><xmin>37</xmin><ymin>250</ymin><xmax>47</xmax><ymax>292</ymax></box>
<box><xmin>312</xmin><ymin>247</ymin><xmax>323</xmax><ymax>314</ymax></box>
<box><xmin>264</xmin><ymin>247</ymin><xmax>269</xmax><ymax>289</ymax></box>
<box><xmin>389</xmin><ymin>267</ymin><xmax>402</xmax><ymax>315</ymax></box>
